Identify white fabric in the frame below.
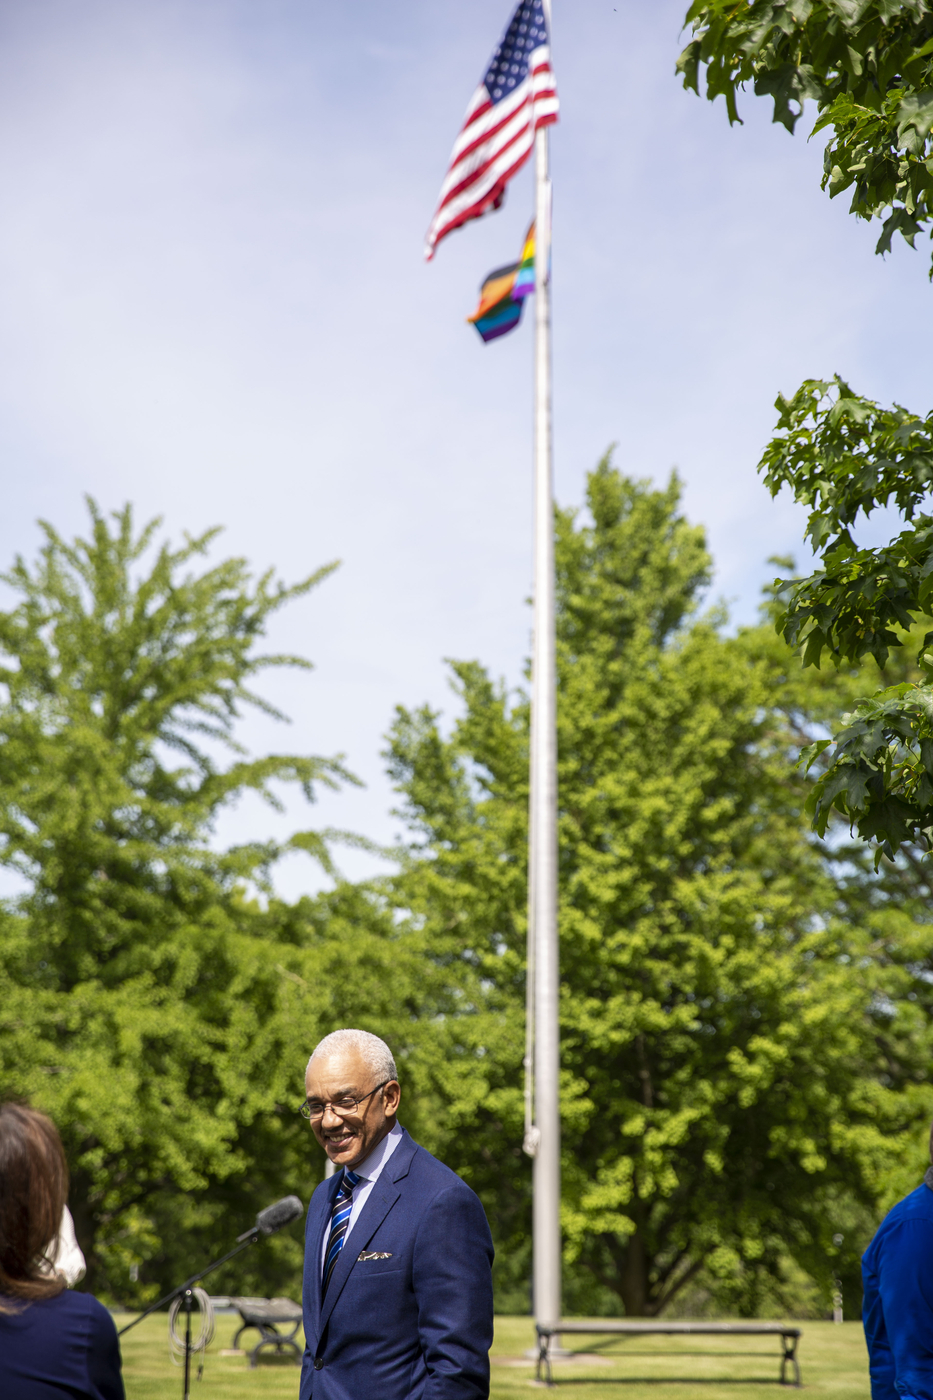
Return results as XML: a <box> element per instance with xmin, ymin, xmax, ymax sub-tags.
<box><xmin>320</xmin><ymin>1121</ymin><xmax>403</xmax><ymax>1270</ymax></box>
<box><xmin>45</xmin><ymin>1206</ymin><xmax>87</xmax><ymax>1286</ymax></box>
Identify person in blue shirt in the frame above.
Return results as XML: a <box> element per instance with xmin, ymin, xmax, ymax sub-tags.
<box><xmin>863</xmin><ymin>1127</ymin><xmax>933</xmax><ymax>1400</ymax></box>
<box><xmin>0</xmin><ymin>1101</ymin><xmax>124</xmax><ymax>1400</ymax></box>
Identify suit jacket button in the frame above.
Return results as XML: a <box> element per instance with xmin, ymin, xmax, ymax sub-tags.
<box><xmin>314</xmin><ymin>1357</ymin><xmax>324</xmax><ymax>1371</ymax></box>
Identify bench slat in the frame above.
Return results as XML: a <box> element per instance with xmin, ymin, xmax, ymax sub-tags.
<box><xmin>538</xmin><ymin>1321</ymin><xmax>800</xmax><ymax>1337</ymax></box>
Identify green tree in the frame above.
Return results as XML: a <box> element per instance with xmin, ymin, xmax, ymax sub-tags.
<box><xmin>382</xmin><ymin>459</ymin><xmax>921</xmax><ymax>1316</ymax></box>
<box><xmin>753</xmin><ymin>377</ymin><xmax>933</xmax><ymax>859</ymax></box>
<box><xmin>742</xmin><ymin>579</ymin><xmax>933</xmax><ymax>1178</ymax></box>
<box><xmin>679</xmin><ymin>0</ymin><xmax>933</xmax><ymax>272</ymax></box>
<box><xmin>0</xmin><ymin>500</ymin><xmax>359</xmax><ymax>1298</ymax></box>
<box><xmin>678</xmin><ymin>4</ymin><xmax>933</xmax><ymax>860</ymax></box>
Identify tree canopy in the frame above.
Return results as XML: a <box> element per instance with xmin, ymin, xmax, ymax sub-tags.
<box><xmin>3</xmin><ymin>485</ymin><xmax>931</xmax><ymax>1317</ymax></box>
<box><xmin>382</xmin><ymin>459</ymin><xmax>926</xmax><ymax>1316</ymax></box>
<box><xmin>678</xmin><ymin>4</ymin><xmax>933</xmax><ymax>860</ymax></box>
<box><xmin>0</xmin><ymin>501</ymin><xmax>358</xmax><ymax>1297</ymax></box>
<box><xmin>679</xmin><ymin>0</ymin><xmax>933</xmax><ymax>271</ymax></box>
<box><xmin>758</xmin><ymin>378</ymin><xmax>933</xmax><ymax>859</ymax></box>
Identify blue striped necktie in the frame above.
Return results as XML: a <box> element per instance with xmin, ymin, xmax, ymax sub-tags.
<box><xmin>322</xmin><ymin>1169</ymin><xmax>361</xmax><ymax>1297</ymax></box>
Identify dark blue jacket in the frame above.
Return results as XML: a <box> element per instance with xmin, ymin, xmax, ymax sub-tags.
<box><xmin>863</xmin><ymin>1179</ymin><xmax>933</xmax><ymax>1399</ymax></box>
<box><xmin>0</xmin><ymin>1288</ymin><xmax>124</xmax><ymax>1400</ymax></box>
<box><xmin>301</xmin><ymin>1128</ymin><xmax>494</xmax><ymax>1400</ymax></box>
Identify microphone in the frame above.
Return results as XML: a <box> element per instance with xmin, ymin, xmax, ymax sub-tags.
<box><xmin>237</xmin><ymin>1196</ymin><xmax>304</xmax><ymax>1243</ymax></box>
<box><xmin>257</xmin><ymin>1196</ymin><xmax>303</xmax><ymax>1235</ymax></box>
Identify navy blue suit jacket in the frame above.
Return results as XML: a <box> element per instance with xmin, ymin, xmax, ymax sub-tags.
<box><xmin>301</xmin><ymin>1128</ymin><xmax>494</xmax><ymax>1400</ymax></box>
<box><xmin>863</xmin><ymin>1180</ymin><xmax>933</xmax><ymax>1399</ymax></box>
<box><xmin>0</xmin><ymin>1288</ymin><xmax>124</xmax><ymax>1400</ymax></box>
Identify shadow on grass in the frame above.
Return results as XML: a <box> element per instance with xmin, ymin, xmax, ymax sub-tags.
<box><xmin>538</xmin><ymin>1379</ymin><xmax>789</xmax><ymax>1387</ymax></box>
<box><xmin>564</xmin><ymin>1349</ymin><xmax>792</xmax><ymax>1359</ymax></box>
<box><xmin>243</xmin><ymin>1357</ymin><xmax>301</xmax><ymax>1369</ymax></box>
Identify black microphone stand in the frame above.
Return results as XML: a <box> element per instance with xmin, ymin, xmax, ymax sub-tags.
<box><xmin>118</xmin><ymin>1223</ymin><xmax>268</xmax><ymax>1400</ymax></box>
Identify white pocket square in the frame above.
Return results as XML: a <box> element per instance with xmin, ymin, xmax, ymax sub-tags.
<box><xmin>357</xmin><ymin>1250</ymin><xmax>393</xmax><ymax>1261</ymax></box>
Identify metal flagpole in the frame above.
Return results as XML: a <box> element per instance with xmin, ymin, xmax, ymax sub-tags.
<box><xmin>526</xmin><ymin>0</ymin><xmax>561</xmax><ymax>1336</ymax></box>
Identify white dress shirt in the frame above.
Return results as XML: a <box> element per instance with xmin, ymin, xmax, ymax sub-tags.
<box><xmin>321</xmin><ymin>1121</ymin><xmax>404</xmax><ymax>1270</ymax></box>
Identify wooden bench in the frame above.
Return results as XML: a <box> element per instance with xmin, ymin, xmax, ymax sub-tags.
<box><xmin>535</xmin><ymin>1319</ymin><xmax>802</xmax><ymax>1387</ymax></box>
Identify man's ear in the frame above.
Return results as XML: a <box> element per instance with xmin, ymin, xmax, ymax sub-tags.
<box><xmin>384</xmin><ymin>1081</ymin><xmax>401</xmax><ymax>1116</ymax></box>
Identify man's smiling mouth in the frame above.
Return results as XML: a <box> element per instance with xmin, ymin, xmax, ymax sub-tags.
<box><xmin>326</xmin><ymin>1130</ymin><xmax>356</xmax><ymax>1149</ymax></box>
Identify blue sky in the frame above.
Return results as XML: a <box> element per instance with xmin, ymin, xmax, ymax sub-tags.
<box><xmin>0</xmin><ymin>0</ymin><xmax>928</xmax><ymax>894</ymax></box>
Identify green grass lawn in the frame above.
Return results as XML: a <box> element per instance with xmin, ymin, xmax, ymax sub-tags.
<box><xmin>116</xmin><ymin>1312</ymin><xmax>871</xmax><ymax>1398</ymax></box>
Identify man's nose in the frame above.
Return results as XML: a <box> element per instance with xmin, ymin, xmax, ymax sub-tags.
<box><xmin>321</xmin><ymin>1104</ymin><xmax>343</xmax><ymax>1129</ymax></box>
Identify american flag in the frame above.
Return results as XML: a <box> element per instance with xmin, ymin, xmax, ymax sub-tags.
<box><xmin>424</xmin><ymin>0</ymin><xmax>559</xmax><ymax>261</ymax></box>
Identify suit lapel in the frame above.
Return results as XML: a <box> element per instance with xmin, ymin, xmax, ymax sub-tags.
<box><xmin>308</xmin><ymin>1174</ymin><xmax>342</xmax><ymax>1332</ymax></box>
<box><xmin>318</xmin><ymin>1131</ymin><xmax>417</xmax><ymax>1331</ymax></box>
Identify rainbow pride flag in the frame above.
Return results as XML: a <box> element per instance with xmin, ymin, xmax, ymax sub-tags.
<box><xmin>467</xmin><ymin>223</ymin><xmax>535</xmax><ymax>343</ymax></box>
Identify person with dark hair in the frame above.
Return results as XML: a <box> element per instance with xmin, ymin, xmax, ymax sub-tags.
<box><xmin>0</xmin><ymin>1102</ymin><xmax>124</xmax><ymax>1400</ymax></box>
<box><xmin>863</xmin><ymin>1120</ymin><xmax>933</xmax><ymax>1400</ymax></box>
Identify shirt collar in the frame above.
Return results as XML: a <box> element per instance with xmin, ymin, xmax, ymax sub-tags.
<box><xmin>350</xmin><ymin>1120</ymin><xmax>403</xmax><ymax>1184</ymax></box>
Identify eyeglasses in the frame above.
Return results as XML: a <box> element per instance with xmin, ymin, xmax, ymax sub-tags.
<box><xmin>299</xmin><ymin>1080</ymin><xmax>391</xmax><ymax>1121</ymax></box>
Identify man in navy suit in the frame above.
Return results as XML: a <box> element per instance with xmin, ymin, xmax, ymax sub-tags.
<box><xmin>299</xmin><ymin>1028</ymin><xmax>494</xmax><ymax>1400</ymax></box>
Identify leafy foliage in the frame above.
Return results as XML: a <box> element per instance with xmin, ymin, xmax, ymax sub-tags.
<box><xmin>5</xmin><ymin>487</ymin><xmax>931</xmax><ymax>1318</ymax></box>
<box><xmin>0</xmin><ymin>501</ymin><xmax>360</xmax><ymax>1298</ymax></box>
<box><xmin>678</xmin><ymin>0</ymin><xmax>933</xmax><ymax>271</ymax></box>
<box><xmin>759</xmin><ymin>378</ymin><xmax>933</xmax><ymax>856</ymax></box>
<box><xmin>383</xmin><ymin>459</ymin><xmax>921</xmax><ymax>1316</ymax></box>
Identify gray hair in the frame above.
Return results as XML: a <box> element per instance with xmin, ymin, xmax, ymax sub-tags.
<box><xmin>307</xmin><ymin>1029</ymin><xmax>397</xmax><ymax>1083</ymax></box>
